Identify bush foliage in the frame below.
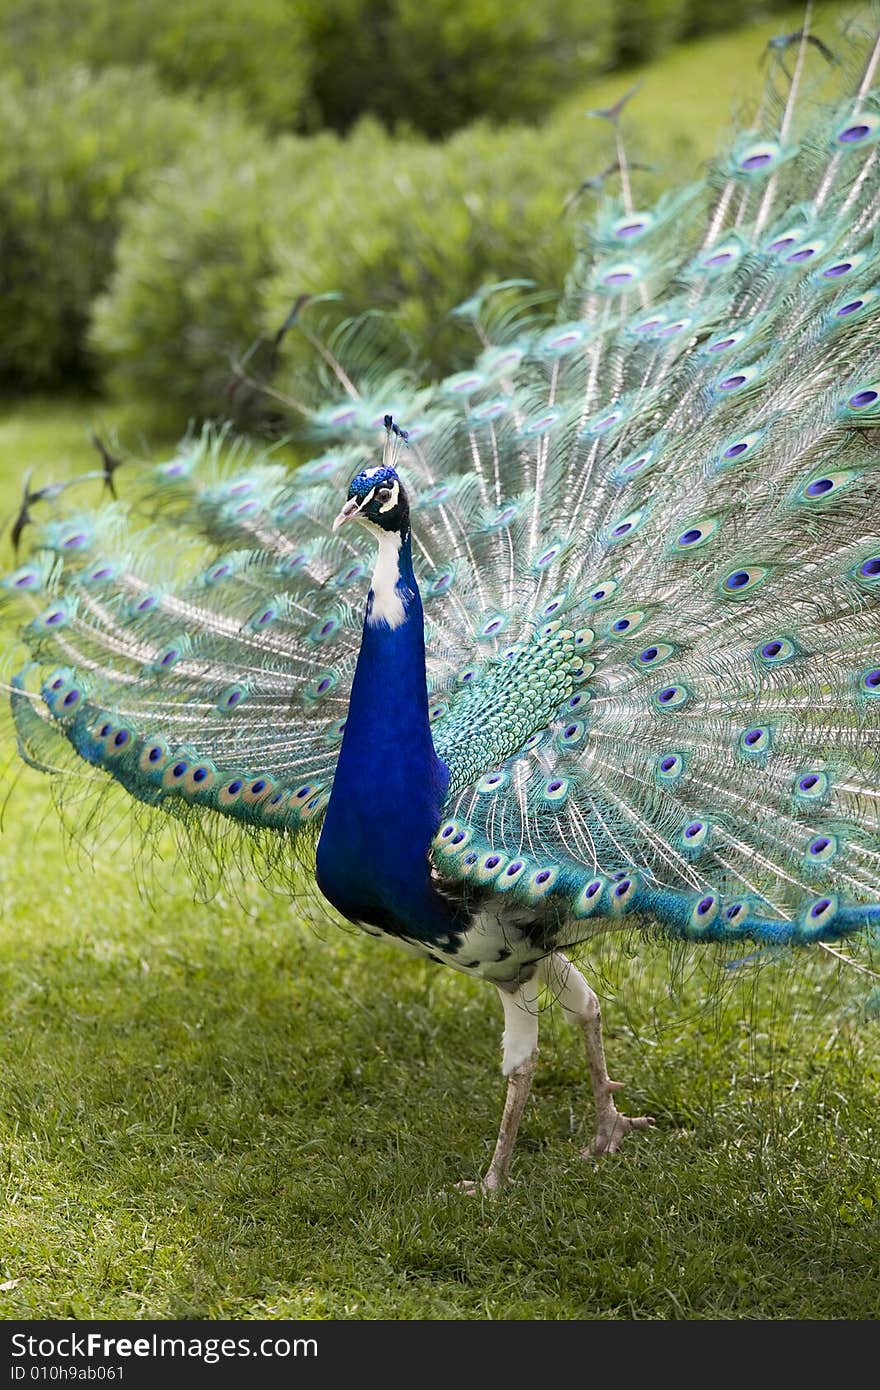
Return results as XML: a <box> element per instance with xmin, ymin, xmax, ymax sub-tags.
<box><xmin>0</xmin><ymin>68</ymin><xmax>200</xmax><ymax>389</ymax></box>
<box><xmin>1</xmin><ymin>0</ymin><xmax>795</xmax><ymax>139</ymax></box>
<box><xmin>0</xmin><ymin>0</ymin><xmax>310</xmax><ymax>130</ymax></box>
<box><xmin>0</xmin><ymin>1</ymin><xmax>844</xmax><ymax>408</ymax></box>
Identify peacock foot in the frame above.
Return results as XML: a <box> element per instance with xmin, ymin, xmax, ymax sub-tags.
<box><xmin>585</xmin><ymin>1081</ymin><xmax>654</xmax><ymax>1157</ymax></box>
<box><xmin>455</xmin><ymin>1173</ymin><xmax>505</xmax><ymax>1198</ymax></box>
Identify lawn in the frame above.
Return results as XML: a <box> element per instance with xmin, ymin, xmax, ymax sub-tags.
<box><xmin>2</xmin><ymin>4</ymin><xmax>880</xmax><ymax>1320</ymax></box>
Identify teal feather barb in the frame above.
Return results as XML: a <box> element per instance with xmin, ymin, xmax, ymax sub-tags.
<box><xmin>3</xmin><ymin>29</ymin><xmax>880</xmax><ymax>970</ymax></box>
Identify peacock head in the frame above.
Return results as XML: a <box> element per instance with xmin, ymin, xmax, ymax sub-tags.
<box><xmin>332</xmin><ymin>465</ymin><xmax>410</xmax><ymax>540</ymax></box>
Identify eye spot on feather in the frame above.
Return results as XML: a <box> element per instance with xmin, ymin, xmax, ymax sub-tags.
<box><xmin>806</xmin><ymin>834</ymin><xmax>838</xmax><ymax>863</ymax></box>
<box><xmin>861</xmin><ymin>667</ymin><xmax>880</xmax><ymax>693</ymax></box>
<box><xmin>97</xmin><ymin>726</ymin><xmax>133</xmax><ymax>759</ymax></box>
<box><xmin>522</xmin><ymin>729</ymin><xmax>550</xmax><ymax>753</ymax></box>
<box><xmin>737</xmin><ymin>144</ymin><xmax>777</xmax><ymax>172</ymax></box>
<box><xmin>714</xmin><ymin>428</ymin><xmax>766</xmax><ymax>471</ymax></box>
<box><xmin>586</xmin><ymin>579</ymin><xmax>617</xmax><ymax>604</ymax></box>
<box><xmin>798</xmin><ymin>470</ymin><xmax>855</xmax><ymax>504</ymax></box>
<box><xmin>139</xmin><ymin>739</ymin><xmax>169</xmax><ymax>775</ymax></box>
<box><xmin>558</xmin><ymin>719</ymin><xmax>586</xmax><ymax>749</ymax></box>
<box><xmin>522</xmin><ymin>407</ymin><xmax>563</xmax><ymax>437</ymax></box>
<box><xmin>653</xmin><ymin>683</ymin><xmax>690</xmax><ymax>711</ymax></box>
<box><xmin>739</xmin><ymin>725</ymin><xmax>771</xmax><ymax>756</ymax></box>
<box><xmin>799</xmin><ymin>894</ymin><xmax>839</xmax><ymax>940</ymax></box>
<box><xmin>784</xmin><ymin>240</ymin><xmax>823</xmax><ymax>265</ymax></box>
<box><xmin>834</xmin><ymin>115</ymin><xmax>877</xmax><ymax>146</ymax></box>
<box><xmin>305</xmin><ymin>672</ymin><xmax>338</xmax><ymax>700</ymax></box>
<box><xmin>478</xmin><ymin>770</ymin><xmax>508</xmax><ymax>794</ymax></box>
<box><xmin>573</xmin><ymin>876</ymin><xmax>607</xmax><ymax>917</ymax></box>
<box><xmin>794</xmin><ymin>770</ymin><xmax>828</xmax><ymax>800</ymax></box>
<box><xmin>614</xmin><ymin>446</ymin><xmax>657</xmax><ymax>482</ymax></box>
<box><xmin>250</xmin><ymin>604</ymin><xmax>279</xmax><ymax>630</ymax></box>
<box><xmin>681</xmin><ymin>819</ymin><xmax>710</xmax><ymax>852</ymax></box>
<box><xmin>656</xmin><ymin>318</ymin><xmax>689</xmax><ymax>338</ymax></box>
<box><xmin>217</xmin><ymin>684</ymin><xmax>246</xmax><ymax>713</ymax></box>
<box><xmin>485</xmin><ymin>503</ymin><xmax>519</xmax><ymax>531</ymax></box>
<box><xmin>598</xmin><ymin>263</ymin><xmax>640</xmax><ymax>290</ymax></box>
<box><xmin>612</xmin><ymin>214</ymin><xmax>651</xmax><ymax>239</ymax></box>
<box><xmin>720</xmin><ymin>565</ymin><xmax>768</xmax><ymax>598</ymax></box>
<box><xmin>605</xmin><ymin>510</ymin><xmax>643</xmax><ymax>545</ymax></box>
<box><xmin>609</xmin><ymin>610</ymin><xmax>645</xmax><ymax>636</ymax></box>
<box><xmin>162</xmin><ymin>757</ymin><xmax>191</xmax><ymax>790</ymax></box>
<box><xmin>610</xmin><ymin>874</ymin><xmax>638</xmax><ymax>912</ymax></box>
<box><xmin>766</xmin><ymin>233</ymin><xmax>799</xmax><ymax>254</ymax></box>
<box><xmin>636</xmin><ymin>642</ymin><xmax>673</xmax><ymax>668</ymax></box>
<box><xmin>443</xmin><ymin>371</ymin><xmax>484</xmax><ymax>396</ymax></box>
<box><xmin>656</xmin><ymin>752</ymin><xmax>684</xmax><ymax>783</ymax></box>
<box><xmin>278</xmin><ymin>552</ymin><xmax>307</xmax><ymax>577</ymax></box>
<box><xmin>756</xmin><ymin>636</ymin><xmax>797</xmax><ymax>666</ymax></box>
<box><xmin>8</xmin><ymin>566</ymin><xmax>41</xmax><ymax>590</ymax></box>
<box><xmin>472</xmin><ymin>395</ymin><xmax>514</xmax><ymax>427</ymax></box>
<box><xmin>61</xmin><ymin>530</ymin><xmax>90</xmax><ymax>551</ymax></box>
<box><xmin>691</xmin><ymin>894</ymin><xmax>719</xmax><ymax>931</ymax></box>
<box><xmin>542</xmin><ymin>777</ymin><xmax>570</xmax><ymax>806</ymax></box>
<box><xmin>182</xmin><ymin>764</ymin><xmax>216</xmax><ymax>795</ymax></box>
<box><xmin>534</xmin><ymin>544</ymin><xmax>562</xmax><ymax>570</ymax></box>
<box><xmin>672</xmin><ymin>516</ymin><xmax>721</xmax><ymax>551</ymax></box>
<box><xmin>33</xmin><ymin>602</ymin><xmax>70</xmax><ymax>631</ymax></box>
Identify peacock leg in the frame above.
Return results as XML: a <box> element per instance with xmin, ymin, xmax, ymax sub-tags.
<box><xmin>541</xmin><ymin>952</ymin><xmax>654</xmax><ymax>1157</ymax></box>
<box><xmin>459</xmin><ymin>976</ymin><xmax>539</xmax><ymax>1194</ymax></box>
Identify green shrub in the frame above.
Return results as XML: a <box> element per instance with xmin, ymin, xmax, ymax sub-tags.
<box><xmin>299</xmin><ymin>1</ymin><xmax>616</xmax><ymax>137</ymax></box>
<box><xmin>90</xmin><ymin>125</ymin><xmax>318</xmax><ymax>420</ymax></box>
<box><xmin>91</xmin><ymin>113</ymin><xmax>631</xmax><ymax>420</ymax></box>
<box><xmin>0</xmin><ymin>67</ymin><xmax>202</xmax><ymax>390</ymax></box>
<box><xmin>0</xmin><ymin>0</ymin><xmax>310</xmax><ymax>131</ymax></box>
<box><xmin>614</xmin><ymin>1</ymin><xmax>692</xmax><ymax>64</ymax></box>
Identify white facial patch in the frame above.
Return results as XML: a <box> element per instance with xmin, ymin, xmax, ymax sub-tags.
<box><xmin>378</xmin><ymin>480</ymin><xmax>399</xmax><ymax>513</ymax></box>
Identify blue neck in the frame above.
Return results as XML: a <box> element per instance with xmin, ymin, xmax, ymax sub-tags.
<box><xmin>316</xmin><ymin>532</ymin><xmax>453</xmax><ymax>940</ymax></box>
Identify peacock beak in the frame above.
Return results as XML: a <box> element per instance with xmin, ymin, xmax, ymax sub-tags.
<box><xmin>332</xmin><ymin>498</ymin><xmax>361</xmax><ymax>531</ymax></box>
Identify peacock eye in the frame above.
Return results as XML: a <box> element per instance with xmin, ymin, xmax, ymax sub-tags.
<box><xmin>376</xmin><ymin>488</ymin><xmax>392</xmax><ymax>503</ymax></box>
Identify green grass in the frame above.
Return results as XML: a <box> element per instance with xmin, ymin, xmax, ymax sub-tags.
<box><xmin>0</xmin><ymin>402</ymin><xmax>879</xmax><ymax>1320</ymax></box>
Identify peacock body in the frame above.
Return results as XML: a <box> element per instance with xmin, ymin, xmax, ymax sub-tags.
<box><xmin>3</xmin><ymin>24</ymin><xmax>880</xmax><ymax>1187</ymax></box>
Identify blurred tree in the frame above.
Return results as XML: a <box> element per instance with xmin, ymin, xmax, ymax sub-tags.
<box><xmin>0</xmin><ymin>0</ymin><xmax>311</xmax><ymax>130</ymax></box>
<box><xmin>0</xmin><ymin>68</ymin><xmax>202</xmax><ymax>389</ymax></box>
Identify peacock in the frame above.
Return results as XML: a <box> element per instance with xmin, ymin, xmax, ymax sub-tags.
<box><xmin>2</xmin><ymin>20</ymin><xmax>880</xmax><ymax>1194</ymax></box>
